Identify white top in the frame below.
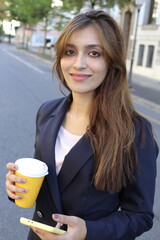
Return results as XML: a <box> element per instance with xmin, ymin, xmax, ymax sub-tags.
<box><xmin>55</xmin><ymin>126</ymin><xmax>82</xmax><ymax>174</ymax></box>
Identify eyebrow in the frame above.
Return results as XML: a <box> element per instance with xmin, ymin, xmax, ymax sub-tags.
<box><xmin>66</xmin><ymin>43</ymin><xmax>103</xmax><ymax>50</ymax></box>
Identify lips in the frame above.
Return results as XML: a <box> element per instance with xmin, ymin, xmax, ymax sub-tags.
<box><xmin>70</xmin><ymin>73</ymin><xmax>91</xmax><ymax>82</ymax></box>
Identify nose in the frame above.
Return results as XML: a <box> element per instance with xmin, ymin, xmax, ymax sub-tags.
<box><xmin>73</xmin><ymin>53</ymin><xmax>87</xmax><ymax>69</ymax></box>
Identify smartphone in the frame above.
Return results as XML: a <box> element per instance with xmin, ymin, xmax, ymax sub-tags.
<box><xmin>20</xmin><ymin>217</ymin><xmax>66</xmax><ymax>234</ymax></box>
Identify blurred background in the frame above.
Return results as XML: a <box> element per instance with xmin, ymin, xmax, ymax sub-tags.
<box><xmin>0</xmin><ymin>0</ymin><xmax>160</xmax><ymax>239</ymax></box>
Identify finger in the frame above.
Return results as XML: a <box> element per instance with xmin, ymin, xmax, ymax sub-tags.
<box><xmin>6</xmin><ymin>178</ymin><xmax>27</xmax><ymax>200</ymax></box>
<box><xmin>32</xmin><ymin>227</ymin><xmax>60</xmax><ymax>240</ymax></box>
<box><xmin>6</xmin><ymin>171</ymin><xmax>27</xmax><ymax>200</ymax></box>
<box><xmin>52</xmin><ymin>214</ymin><xmax>77</xmax><ymax>226</ymax></box>
<box><xmin>32</xmin><ymin>228</ymin><xmax>46</xmax><ymax>240</ymax></box>
<box><xmin>6</xmin><ymin>189</ymin><xmax>23</xmax><ymax>200</ymax></box>
<box><xmin>6</xmin><ymin>179</ymin><xmax>27</xmax><ymax>194</ymax></box>
<box><xmin>6</xmin><ymin>171</ymin><xmax>26</xmax><ymax>184</ymax></box>
<box><xmin>55</xmin><ymin>222</ymin><xmax>63</xmax><ymax>229</ymax></box>
<box><xmin>6</xmin><ymin>163</ymin><xmax>18</xmax><ymax>172</ymax></box>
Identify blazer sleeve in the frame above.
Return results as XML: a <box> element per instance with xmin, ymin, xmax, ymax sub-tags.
<box><xmin>85</xmin><ymin>119</ymin><xmax>159</xmax><ymax>240</ymax></box>
<box><xmin>33</xmin><ymin>102</ymin><xmax>46</xmax><ymax>160</ymax></box>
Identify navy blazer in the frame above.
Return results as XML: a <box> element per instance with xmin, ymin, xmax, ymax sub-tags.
<box><xmin>28</xmin><ymin>96</ymin><xmax>159</xmax><ymax>240</ymax></box>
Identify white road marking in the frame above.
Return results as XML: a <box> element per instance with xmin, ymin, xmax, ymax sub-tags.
<box><xmin>3</xmin><ymin>49</ymin><xmax>44</xmax><ymax>74</ymax></box>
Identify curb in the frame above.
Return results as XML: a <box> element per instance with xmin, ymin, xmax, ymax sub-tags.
<box><xmin>132</xmin><ymin>95</ymin><xmax>160</xmax><ymax>112</ymax></box>
<box><xmin>19</xmin><ymin>48</ymin><xmax>54</xmax><ymax>66</ymax></box>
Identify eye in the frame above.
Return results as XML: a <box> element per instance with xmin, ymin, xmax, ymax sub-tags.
<box><xmin>66</xmin><ymin>49</ymin><xmax>75</xmax><ymax>56</ymax></box>
<box><xmin>89</xmin><ymin>51</ymin><xmax>100</xmax><ymax>57</ymax></box>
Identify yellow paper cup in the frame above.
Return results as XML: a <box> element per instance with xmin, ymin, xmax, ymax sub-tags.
<box><xmin>15</xmin><ymin>158</ymin><xmax>48</xmax><ymax>208</ymax></box>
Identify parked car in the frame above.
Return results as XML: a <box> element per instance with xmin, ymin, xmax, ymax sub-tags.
<box><xmin>45</xmin><ymin>36</ymin><xmax>57</xmax><ymax>49</ymax></box>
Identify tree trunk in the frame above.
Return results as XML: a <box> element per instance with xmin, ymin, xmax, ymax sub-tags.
<box><xmin>25</xmin><ymin>24</ymin><xmax>33</xmax><ymax>50</ymax></box>
<box><xmin>8</xmin><ymin>34</ymin><xmax>11</xmax><ymax>44</ymax></box>
<box><xmin>22</xmin><ymin>24</ymin><xmax>27</xmax><ymax>48</ymax></box>
<box><xmin>8</xmin><ymin>21</ymin><xmax>12</xmax><ymax>44</ymax></box>
<box><xmin>42</xmin><ymin>17</ymin><xmax>48</xmax><ymax>55</ymax></box>
<box><xmin>90</xmin><ymin>0</ymin><xmax>96</xmax><ymax>9</ymax></box>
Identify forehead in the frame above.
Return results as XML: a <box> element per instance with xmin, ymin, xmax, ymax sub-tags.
<box><xmin>66</xmin><ymin>25</ymin><xmax>102</xmax><ymax>45</ymax></box>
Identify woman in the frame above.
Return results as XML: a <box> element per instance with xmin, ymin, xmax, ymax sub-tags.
<box><xmin>6</xmin><ymin>10</ymin><xmax>159</xmax><ymax>240</ymax></box>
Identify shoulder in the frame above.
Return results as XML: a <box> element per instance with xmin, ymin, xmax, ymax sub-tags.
<box><xmin>135</xmin><ymin>116</ymin><xmax>151</xmax><ymax>138</ymax></box>
<box><xmin>38</xmin><ymin>97</ymin><xmax>66</xmax><ymax>115</ymax></box>
<box><xmin>36</xmin><ymin>97</ymin><xmax>67</xmax><ymax>125</ymax></box>
<box><xmin>134</xmin><ymin>115</ymin><xmax>159</xmax><ymax>156</ymax></box>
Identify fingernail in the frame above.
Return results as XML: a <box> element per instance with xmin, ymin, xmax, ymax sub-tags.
<box><xmin>20</xmin><ymin>179</ymin><xmax>25</xmax><ymax>183</ymax></box>
<box><xmin>53</xmin><ymin>214</ymin><xmax>60</xmax><ymax>220</ymax></box>
<box><xmin>18</xmin><ymin>195</ymin><xmax>23</xmax><ymax>199</ymax></box>
<box><xmin>14</xmin><ymin>165</ymin><xmax>18</xmax><ymax>170</ymax></box>
<box><xmin>22</xmin><ymin>189</ymin><xmax>27</xmax><ymax>193</ymax></box>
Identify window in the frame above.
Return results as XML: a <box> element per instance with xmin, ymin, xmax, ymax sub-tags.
<box><xmin>137</xmin><ymin>44</ymin><xmax>145</xmax><ymax>66</ymax></box>
<box><xmin>148</xmin><ymin>0</ymin><xmax>159</xmax><ymax>24</ymax></box>
<box><xmin>146</xmin><ymin>45</ymin><xmax>154</xmax><ymax>68</ymax></box>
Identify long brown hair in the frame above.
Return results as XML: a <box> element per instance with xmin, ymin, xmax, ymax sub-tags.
<box><xmin>54</xmin><ymin>10</ymin><xmax>139</xmax><ymax>193</ymax></box>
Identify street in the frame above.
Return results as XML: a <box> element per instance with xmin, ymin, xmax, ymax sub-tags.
<box><xmin>0</xmin><ymin>43</ymin><xmax>160</xmax><ymax>240</ymax></box>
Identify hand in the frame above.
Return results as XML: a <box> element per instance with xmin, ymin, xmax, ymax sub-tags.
<box><xmin>6</xmin><ymin>163</ymin><xmax>27</xmax><ymax>200</ymax></box>
<box><xmin>32</xmin><ymin>214</ymin><xmax>87</xmax><ymax>240</ymax></box>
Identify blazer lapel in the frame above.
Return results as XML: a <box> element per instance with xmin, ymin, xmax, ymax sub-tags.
<box><xmin>40</xmin><ymin>97</ymin><xmax>70</xmax><ymax>213</ymax></box>
<box><xmin>57</xmin><ymin>134</ymin><xmax>94</xmax><ymax>192</ymax></box>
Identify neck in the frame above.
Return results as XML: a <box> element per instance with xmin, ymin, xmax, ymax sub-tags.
<box><xmin>70</xmin><ymin>92</ymin><xmax>94</xmax><ymax>117</ymax></box>
<box><xmin>62</xmin><ymin>92</ymin><xmax>93</xmax><ymax>135</ymax></box>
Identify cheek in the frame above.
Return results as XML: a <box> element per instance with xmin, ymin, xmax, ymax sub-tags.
<box><xmin>96</xmin><ymin>68</ymin><xmax>108</xmax><ymax>85</ymax></box>
<box><xmin>101</xmin><ymin>63</ymin><xmax>108</xmax><ymax>77</ymax></box>
<box><xmin>60</xmin><ymin>59</ymin><xmax>65</xmax><ymax>72</ymax></box>
<box><xmin>60</xmin><ymin>61</ymin><xmax>68</xmax><ymax>80</ymax></box>
<box><xmin>97</xmin><ymin>65</ymin><xmax>108</xmax><ymax>78</ymax></box>
<box><xmin>60</xmin><ymin>58</ymin><xmax>72</xmax><ymax>72</ymax></box>
<box><xmin>92</xmin><ymin>60</ymin><xmax>108</xmax><ymax>73</ymax></box>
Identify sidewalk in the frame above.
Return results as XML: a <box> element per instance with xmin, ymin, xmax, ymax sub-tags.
<box><xmin>131</xmin><ymin>73</ymin><xmax>160</xmax><ymax>92</ymax></box>
<box><xmin>26</xmin><ymin>46</ymin><xmax>55</xmax><ymax>63</ymax></box>
<box><xmin>130</xmin><ymin>73</ymin><xmax>160</xmax><ymax>108</ymax></box>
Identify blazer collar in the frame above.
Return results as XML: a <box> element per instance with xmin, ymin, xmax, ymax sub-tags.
<box><xmin>41</xmin><ymin>96</ymin><xmax>70</xmax><ymax>213</ymax></box>
<box><xmin>50</xmin><ymin>95</ymin><xmax>71</xmax><ymax>117</ymax></box>
<box><xmin>58</xmin><ymin>134</ymin><xmax>94</xmax><ymax>192</ymax></box>
<box><xmin>41</xmin><ymin>95</ymin><xmax>94</xmax><ymax>210</ymax></box>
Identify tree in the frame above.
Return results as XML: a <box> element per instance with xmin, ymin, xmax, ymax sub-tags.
<box><xmin>0</xmin><ymin>0</ymin><xmax>6</xmax><ymax>20</ymax></box>
<box><xmin>61</xmin><ymin>0</ymin><xmax>133</xmax><ymax>11</ymax></box>
<box><xmin>53</xmin><ymin>0</ymin><xmax>133</xmax><ymax>31</ymax></box>
<box><xmin>6</xmin><ymin>0</ymin><xmax>53</xmax><ymax>47</ymax></box>
<box><xmin>0</xmin><ymin>0</ymin><xmax>6</xmax><ymax>41</ymax></box>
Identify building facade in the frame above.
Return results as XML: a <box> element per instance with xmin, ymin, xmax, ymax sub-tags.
<box><xmin>121</xmin><ymin>0</ymin><xmax>160</xmax><ymax>81</ymax></box>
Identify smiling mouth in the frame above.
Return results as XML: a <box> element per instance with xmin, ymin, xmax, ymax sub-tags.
<box><xmin>70</xmin><ymin>73</ymin><xmax>92</xmax><ymax>81</ymax></box>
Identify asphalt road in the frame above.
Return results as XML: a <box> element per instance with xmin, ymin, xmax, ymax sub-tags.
<box><xmin>131</xmin><ymin>82</ymin><xmax>160</xmax><ymax>106</ymax></box>
<box><xmin>0</xmin><ymin>43</ymin><xmax>63</xmax><ymax>240</ymax></box>
<box><xmin>0</xmin><ymin>43</ymin><xmax>159</xmax><ymax>240</ymax></box>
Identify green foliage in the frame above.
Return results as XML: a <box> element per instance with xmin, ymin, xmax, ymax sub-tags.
<box><xmin>0</xmin><ymin>24</ymin><xmax>4</xmax><ymax>36</ymax></box>
<box><xmin>54</xmin><ymin>0</ymin><xmax>133</xmax><ymax>31</ymax></box>
<box><xmin>61</xmin><ymin>0</ymin><xmax>84</xmax><ymax>11</ymax></box>
<box><xmin>6</xmin><ymin>0</ymin><xmax>53</xmax><ymax>24</ymax></box>
<box><xmin>0</xmin><ymin>0</ymin><xmax>6</xmax><ymax>20</ymax></box>
<box><xmin>61</xmin><ymin>0</ymin><xmax>133</xmax><ymax>10</ymax></box>
<box><xmin>54</xmin><ymin>12</ymin><xmax>71</xmax><ymax>31</ymax></box>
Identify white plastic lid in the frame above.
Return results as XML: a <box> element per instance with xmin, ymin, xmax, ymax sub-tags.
<box><xmin>15</xmin><ymin>158</ymin><xmax>48</xmax><ymax>177</ymax></box>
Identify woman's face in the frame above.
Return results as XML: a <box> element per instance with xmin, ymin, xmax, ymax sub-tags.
<box><xmin>60</xmin><ymin>25</ymin><xmax>108</xmax><ymax>97</ymax></box>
